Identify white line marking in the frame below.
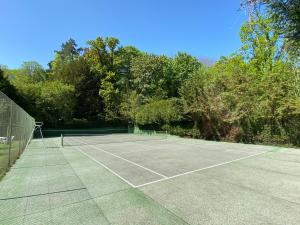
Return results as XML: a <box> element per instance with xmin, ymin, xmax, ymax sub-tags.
<box><xmin>135</xmin><ymin>150</ymin><xmax>269</xmax><ymax>188</ymax></box>
<box><xmin>75</xmin><ymin>146</ymin><xmax>136</xmax><ymax>188</ymax></box>
<box><xmin>76</xmin><ymin>137</ymin><xmax>168</xmax><ymax>178</ymax></box>
<box><xmin>46</xmin><ymin>129</ymin><xmax>128</xmax><ymax>132</ymax></box>
<box><xmin>87</xmin><ymin>138</ymin><xmax>169</xmax><ymax>146</ymax></box>
<box><xmin>66</xmin><ymin>136</ymin><xmax>271</xmax><ymax>189</ymax></box>
<box><xmin>25</xmin><ymin>127</ymin><xmax>35</xmax><ymax>150</ymax></box>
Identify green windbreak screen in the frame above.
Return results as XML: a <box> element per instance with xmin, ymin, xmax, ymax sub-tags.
<box><xmin>0</xmin><ymin>91</ymin><xmax>35</xmax><ymax>178</ymax></box>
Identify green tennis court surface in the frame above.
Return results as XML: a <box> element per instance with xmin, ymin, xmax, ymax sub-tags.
<box><xmin>0</xmin><ymin>135</ymin><xmax>300</xmax><ymax>225</ymax></box>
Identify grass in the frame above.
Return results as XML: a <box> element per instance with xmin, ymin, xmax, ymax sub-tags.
<box><xmin>0</xmin><ymin>144</ymin><xmax>9</xmax><ymax>179</ymax></box>
<box><xmin>0</xmin><ymin>141</ymin><xmax>23</xmax><ymax>180</ymax></box>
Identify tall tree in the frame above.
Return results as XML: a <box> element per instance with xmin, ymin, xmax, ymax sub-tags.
<box><xmin>171</xmin><ymin>52</ymin><xmax>203</xmax><ymax>96</ymax></box>
<box><xmin>130</xmin><ymin>54</ymin><xmax>172</xmax><ymax>101</ymax></box>
<box><xmin>179</xmin><ymin>68</ymin><xmax>230</xmax><ymax>140</ymax></box>
<box><xmin>54</xmin><ymin>38</ymin><xmax>82</xmax><ymax>61</ymax></box>
<box><xmin>85</xmin><ymin>37</ymin><xmax>140</xmax><ymax>120</ymax></box>
<box><xmin>50</xmin><ymin>39</ymin><xmax>84</xmax><ymax>85</ymax></box>
<box><xmin>20</xmin><ymin>61</ymin><xmax>47</xmax><ymax>82</ymax></box>
<box><xmin>85</xmin><ymin>37</ymin><xmax>121</xmax><ymax>119</ymax></box>
<box><xmin>50</xmin><ymin>39</ymin><xmax>103</xmax><ymax>120</ymax></box>
<box><xmin>240</xmin><ymin>15</ymin><xmax>281</xmax><ymax>74</ymax></box>
<box><xmin>0</xmin><ymin>69</ymin><xmax>24</xmax><ymax>106</ymax></box>
<box><xmin>242</xmin><ymin>0</ymin><xmax>300</xmax><ymax>58</ymax></box>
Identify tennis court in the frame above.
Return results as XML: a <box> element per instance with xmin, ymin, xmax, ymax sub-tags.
<box><xmin>0</xmin><ymin>133</ymin><xmax>300</xmax><ymax>224</ymax></box>
<box><xmin>62</xmin><ymin>133</ymin><xmax>274</xmax><ymax>188</ymax></box>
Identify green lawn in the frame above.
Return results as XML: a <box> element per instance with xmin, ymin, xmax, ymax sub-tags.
<box><xmin>0</xmin><ymin>141</ymin><xmax>22</xmax><ymax>179</ymax></box>
<box><xmin>0</xmin><ymin>144</ymin><xmax>9</xmax><ymax>179</ymax></box>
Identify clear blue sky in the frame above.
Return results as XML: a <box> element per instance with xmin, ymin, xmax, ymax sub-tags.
<box><xmin>0</xmin><ymin>0</ymin><xmax>247</xmax><ymax>68</ymax></box>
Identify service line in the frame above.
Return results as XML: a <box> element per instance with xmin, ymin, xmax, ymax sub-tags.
<box><xmin>76</xmin><ymin>137</ymin><xmax>168</xmax><ymax>179</ymax></box>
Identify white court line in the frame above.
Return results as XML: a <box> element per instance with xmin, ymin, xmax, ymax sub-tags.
<box><xmin>67</xmin><ymin>137</ymin><xmax>271</xmax><ymax>189</ymax></box>
<box><xmin>89</xmin><ymin>138</ymin><xmax>169</xmax><ymax>146</ymax></box>
<box><xmin>25</xmin><ymin>127</ymin><xmax>36</xmax><ymax>150</ymax></box>
<box><xmin>135</xmin><ymin>150</ymin><xmax>270</xmax><ymax>188</ymax></box>
<box><xmin>76</xmin><ymin>137</ymin><xmax>168</xmax><ymax>179</ymax></box>
<box><xmin>75</xmin><ymin>146</ymin><xmax>136</xmax><ymax>188</ymax></box>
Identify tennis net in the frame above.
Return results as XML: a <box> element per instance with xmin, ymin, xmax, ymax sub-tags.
<box><xmin>61</xmin><ymin>131</ymin><xmax>168</xmax><ymax>147</ymax></box>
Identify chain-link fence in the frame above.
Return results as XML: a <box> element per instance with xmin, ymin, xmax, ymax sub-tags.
<box><xmin>0</xmin><ymin>91</ymin><xmax>35</xmax><ymax>178</ymax></box>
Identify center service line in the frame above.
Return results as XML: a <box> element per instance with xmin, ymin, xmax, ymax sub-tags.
<box><xmin>77</xmin><ymin>137</ymin><xmax>168</xmax><ymax>179</ymax></box>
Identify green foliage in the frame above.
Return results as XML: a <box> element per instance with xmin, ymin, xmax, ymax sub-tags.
<box><xmin>180</xmin><ymin>68</ymin><xmax>231</xmax><ymax>140</ymax></box>
<box><xmin>135</xmin><ymin>99</ymin><xmax>182</xmax><ymax>125</ymax></box>
<box><xmin>85</xmin><ymin>37</ymin><xmax>120</xmax><ymax>75</ymax></box>
<box><xmin>50</xmin><ymin>39</ymin><xmax>85</xmax><ymax>86</ymax></box>
<box><xmin>73</xmin><ymin>68</ymin><xmax>103</xmax><ymax>120</ymax></box>
<box><xmin>50</xmin><ymin>55</ymin><xmax>86</xmax><ymax>85</ymax></box>
<box><xmin>36</xmin><ymin>81</ymin><xmax>75</xmax><ymax>124</ymax></box>
<box><xmin>120</xmin><ymin>91</ymin><xmax>142</xmax><ymax>122</ymax></box>
<box><xmin>54</xmin><ymin>38</ymin><xmax>82</xmax><ymax>60</ymax></box>
<box><xmin>130</xmin><ymin>54</ymin><xmax>172</xmax><ymax>100</ymax></box>
<box><xmin>7</xmin><ymin>64</ymin><xmax>76</xmax><ymax>125</ymax></box>
<box><xmin>265</xmin><ymin>0</ymin><xmax>300</xmax><ymax>57</ymax></box>
<box><xmin>3</xmin><ymin>15</ymin><xmax>300</xmax><ymax>147</ymax></box>
<box><xmin>240</xmin><ymin>15</ymin><xmax>281</xmax><ymax>74</ymax></box>
<box><xmin>242</xmin><ymin>0</ymin><xmax>300</xmax><ymax>59</ymax></box>
<box><xmin>177</xmin><ymin>15</ymin><xmax>299</xmax><ymax>144</ymax></box>
<box><xmin>50</xmin><ymin>39</ymin><xmax>102</xmax><ymax>120</ymax></box>
<box><xmin>171</xmin><ymin>52</ymin><xmax>203</xmax><ymax>96</ymax></box>
<box><xmin>85</xmin><ymin>36</ymin><xmax>138</xmax><ymax>119</ymax></box>
<box><xmin>0</xmin><ymin>68</ymin><xmax>15</xmax><ymax>96</ymax></box>
<box><xmin>99</xmin><ymin>71</ymin><xmax>120</xmax><ymax>119</ymax></box>
<box><xmin>0</xmin><ymin>69</ymin><xmax>25</xmax><ymax>106</ymax></box>
<box><xmin>162</xmin><ymin>125</ymin><xmax>201</xmax><ymax>138</ymax></box>
<box><xmin>19</xmin><ymin>61</ymin><xmax>47</xmax><ymax>82</ymax></box>
<box><xmin>116</xmin><ymin>46</ymin><xmax>141</xmax><ymax>92</ymax></box>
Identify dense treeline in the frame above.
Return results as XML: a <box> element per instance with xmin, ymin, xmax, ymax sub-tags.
<box><xmin>0</xmin><ymin>1</ymin><xmax>299</xmax><ymax>146</ymax></box>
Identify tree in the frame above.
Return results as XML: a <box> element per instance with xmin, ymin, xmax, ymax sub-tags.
<box><xmin>85</xmin><ymin>37</ymin><xmax>122</xmax><ymax>119</ymax></box>
<box><xmin>267</xmin><ymin>0</ymin><xmax>300</xmax><ymax>58</ymax></box>
<box><xmin>116</xmin><ymin>46</ymin><xmax>141</xmax><ymax>93</ymax></box>
<box><xmin>171</xmin><ymin>52</ymin><xmax>203</xmax><ymax>96</ymax></box>
<box><xmin>85</xmin><ymin>37</ymin><xmax>120</xmax><ymax>75</ymax></box>
<box><xmin>242</xmin><ymin>0</ymin><xmax>300</xmax><ymax>58</ymax></box>
<box><xmin>130</xmin><ymin>54</ymin><xmax>172</xmax><ymax>101</ymax></box>
<box><xmin>179</xmin><ymin>68</ymin><xmax>231</xmax><ymax>140</ymax></box>
<box><xmin>120</xmin><ymin>91</ymin><xmax>143</xmax><ymax>122</ymax></box>
<box><xmin>19</xmin><ymin>61</ymin><xmax>47</xmax><ymax>82</ymax></box>
<box><xmin>5</xmin><ymin>57</ymin><xmax>77</xmax><ymax>125</ymax></box>
<box><xmin>50</xmin><ymin>39</ymin><xmax>104</xmax><ymax>120</ymax></box>
<box><xmin>50</xmin><ymin>39</ymin><xmax>84</xmax><ymax>85</ymax></box>
<box><xmin>209</xmin><ymin>55</ymin><xmax>263</xmax><ymax>142</ymax></box>
<box><xmin>36</xmin><ymin>81</ymin><xmax>75</xmax><ymax>125</ymax></box>
<box><xmin>54</xmin><ymin>38</ymin><xmax>82</xmax><ymax>61</ymax></box>
<box><xmin>0</xmin><ymin>69</ymin><xmax>24</xmax><ymax>106</ymax></box>
<box><xmin>73</xmin><ymin>68</ymin><xmax>103</xmax><ymax>120</ymax></box>
<box><xmin>240</xmin><ymin>15</ymin><xmax>282</xmax><ymax>74</ymax></box>
<box><xmin>135</xmin><ymin>98</ymin><xmax>182</xmax><ymax>125</ymax></box>
<box><xmin>2</xmin><ymin>31</ymin><xmax>299</xmax><ymax>146</ymax></box>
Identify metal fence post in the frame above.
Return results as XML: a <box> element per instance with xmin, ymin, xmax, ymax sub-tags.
<box><xmin>7</xmin><ymin>101</ymin><xmax>13</xmax><ymax>168</ymax></box>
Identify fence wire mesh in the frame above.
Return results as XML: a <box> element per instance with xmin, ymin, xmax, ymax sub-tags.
<box><xmin>0</xmin><ymin>91</ymin><xmax>35</xmax><ymax>178</ymax></box>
